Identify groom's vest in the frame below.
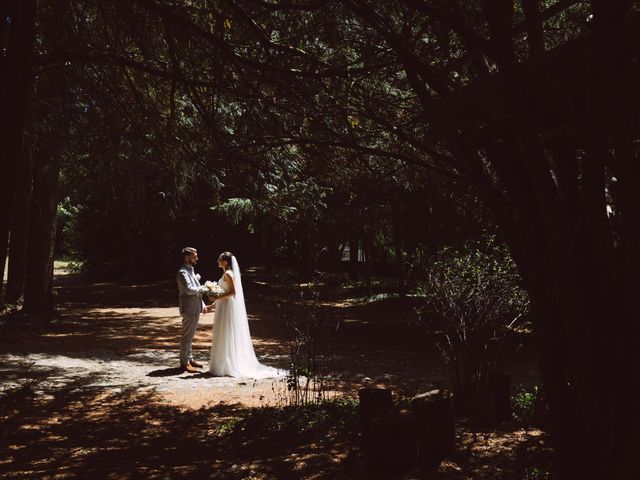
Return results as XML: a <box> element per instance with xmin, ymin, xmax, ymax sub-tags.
<box><xmin>176</xmin><ymin>265</ymin><xmax>204</xmax><ymax>315</ymax></box>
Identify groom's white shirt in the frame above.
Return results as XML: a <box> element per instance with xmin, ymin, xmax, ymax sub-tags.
<box><xmin>177</xmin><ymin>264</ymin><xmax>206</xmax><ymax>315</ymax></box>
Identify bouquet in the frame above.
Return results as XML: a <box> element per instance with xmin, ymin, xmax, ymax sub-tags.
<box><xmin>204</xmin><ymin>280</ymin><xmax>225</xmax><ymax>297</ymax></box>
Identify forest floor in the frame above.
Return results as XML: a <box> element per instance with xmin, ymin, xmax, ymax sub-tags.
<box><xmin>0</xmin><ymin>263</ymin><xmax>552</xmax><ymax>479</ymax></box>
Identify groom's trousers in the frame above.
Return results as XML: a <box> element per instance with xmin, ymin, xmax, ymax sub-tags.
<box><xmin>180</xmin><ymin>313</ymin><xmax>200</xmax><ymax>366</ymax></box>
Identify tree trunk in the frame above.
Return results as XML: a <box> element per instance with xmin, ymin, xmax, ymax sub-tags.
<box><xmin>22</xmin><ymin>0</ymin><xmax>66</xmax><ymax>317</ymax></box>
<box><xmin>485</xmin><ymin>74</ymin><xmax>640</xmax><ymax>479</ymax></box>
<box><xmin>0</xmin><ymin>211</ymin><xmax>8</xmax><ymax>300</ymax></box>
<box><xmin>0</xmin><ymin>3</ymin><xmax>10</xmax><ymax>298</ymax></box>
<box><xmin>5</xmin><ymin>145</ymin><xmax>34</xmax><ymax>303</ymax></box>
<box><xmin>23</xmin><ymin>146</ymin><xmax>60</xmax><ymax>316</ymax></box>
<box><xmin>0</xmin><ymin>0</ymin><xmax>37</xmax><ymax>299</ymax></box>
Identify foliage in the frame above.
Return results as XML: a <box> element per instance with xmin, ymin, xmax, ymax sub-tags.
<box><xmin>215</xmin><ymin>417</ymin><xmax>242</xmax><ymax>437</ymax></box>
<box><xmin>215</xmin><ymin>397</ymin><xmax>359</xmax><ymax>439</ymax></box>
<box><xmin>415</xmin><ymin>234</ymin><xmax>529</xmax><ymax>404</ymax></box>
<box><xmin>0</xmin><ymin>302</ymin><xmax>21</xmax><ymax>318</ymax></box>
<box><xmin>513</xmin><ymin>384</ymin><xmax>540</xmax><ymax>423</ymax></box>
<box><xmin>524</xmin><ymin>466</ymin><xmax>552</xmax><ymax>480</ymax></box>
<box><xmin>33</xmin><ymin>0</ymin><xmax>502</xmax><ymax>278</ymax></box>
<box><xmin>54</xmin><ymin>197</ymin><xmax>80</xmax><ymax>260</ymax></box>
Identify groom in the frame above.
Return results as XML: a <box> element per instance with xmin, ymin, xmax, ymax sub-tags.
<box><xmin>176</xmin><ymin>247</ymin><xmax>209</xmax><ymax>373</ymax></box>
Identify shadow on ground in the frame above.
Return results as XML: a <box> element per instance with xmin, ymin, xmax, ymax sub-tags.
<box><xmin>0</xmin><ymin>376</ymin><xmax>364</xmax><ymax>480</ymax></box>
<box><xmin>0</xmin><ymin>376</ymin><xmax>552</xmax><ymax>480</ymax></box>
<box><xmin>147</xmin><ymin>367</ymin><xmax>185</xmax><ymax>377</ymax></box>
<box><xmin>0</xmin><ymin>267</ymin><xmax>550</xmax><ymax>479</ymax></box>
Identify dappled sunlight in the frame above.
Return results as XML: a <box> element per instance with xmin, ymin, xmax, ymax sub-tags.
<box><xmin>4</xmin><ymin>309</ymin><xmax>185</xmax><ymax>354</ymax></box>
<box><xmin>2</xmin><ymin>268</ymin><xmax>538</xmax><ymax>409</ymax></box>
<box><xmin>453</xmin><ymin>425</ymin><xmax>551</xmax><ymax>479</ymax></box>
<box><xmin>1</xmin><ymin>264</ymin><xmax>549</xmax><ymax>477</ymax></box>
<box><xmin>0</xmin><ymin>381</ymin><xmax>367</xmax><ymax>479</ymax></box>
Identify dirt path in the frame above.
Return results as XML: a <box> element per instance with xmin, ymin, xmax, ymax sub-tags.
<box><xmin>1</xmin><ymin>264</ymin><xmax>543</xmax><ymax>408</ymax></box>
<box><xmin>1</xmin><ymin>264</ymin><xmax>465</xmax><ymax>409</ymax></box>
<box><xmin>0</xmin><ymin>307</ymin><xmax>293</xmax><ymax>409</ymax></box>
<box><xmin>1</xmin><ymin>266</ymin><xmax>294</xmax><ymax>409</ymax></box>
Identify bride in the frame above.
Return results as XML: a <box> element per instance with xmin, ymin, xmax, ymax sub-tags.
<box><xmin>208</xmin><ymin>252</ymin><xmax>285</xmax><ymax>379</ymax></box>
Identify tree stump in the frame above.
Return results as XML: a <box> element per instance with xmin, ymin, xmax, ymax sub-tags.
<box><xmin>488</xmin><ymin>371</ymin><xmax>512</xmax><ymax>423</ymax></box>
<box><xmin>474</xmin><ymin>386</ymin><xmax>498</xmax><ymax>428</ymax></box>
<box><xmin>362</xmin><ymin>409</ymin><xmax>417</xmax><ymax>472</ymax></box>
<box><xmin>358</xmin><ymin>387</ymin><xmax>393</xmax><ymax>431</ymax></box>
<box><xmin>533</xmin><ymin>386</ymin><xmax>548</xmax><ymax>428</ymax></box>
<box><xmin>411</xmin><ymin>389</ymin><xmax>455</xmax><ymax>469</ymax></box>
<box><xmin>475</xmin><ymin>371</ymin><xmax>512</xmax><ymax>427</ymax></box>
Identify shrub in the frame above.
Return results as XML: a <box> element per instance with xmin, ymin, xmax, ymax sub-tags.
<box><xmin>415</xmin><ymin>234</ymin><xmax>529</xmax><ymax>406</ymax></box>
<box><xmin>512</xmin><ymin>384</ymin><xmax>539</xmax><ymax>422</ymax></box>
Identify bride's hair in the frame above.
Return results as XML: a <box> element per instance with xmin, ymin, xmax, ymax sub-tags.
<box><xmin>219</xmin><ymin>251</ymin><xmax>234</xmax><ymax>268</ymax></box>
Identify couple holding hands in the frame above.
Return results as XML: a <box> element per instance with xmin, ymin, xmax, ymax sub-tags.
<box><xmin>176</xmin><ymin>247</ymin><xmax>284</xmax><ymax>379</ymax></box>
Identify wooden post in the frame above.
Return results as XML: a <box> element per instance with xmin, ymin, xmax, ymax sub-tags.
<box><xmin>489</xmin><ymin>371</ymin><xmax>512</xmax><ymax>423</ymax></box>
<box><xmin>363</xmin><ymin>409</ymin><xmax>417</xmax><ymax>472</ymax></box>
<box><xmin>358</xmin><ymin>387</ymin><xmax>393</xmax><ymax>430</ymax></box>
<box><xmin>411</xmin><ymin>389</ymin><xmax>455</xmax><ymax>469</ymax></box>
<box><xmin>533</xmin><ymin>386</ymin><xmax>548</xmax><ymax>428</ymax></box>
<box><xmin>475</xmin><ymin>386</ymin><xmax>498</xmax><ymax>428</ymax></box>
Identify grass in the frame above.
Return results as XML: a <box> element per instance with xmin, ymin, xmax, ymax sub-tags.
<box><xmin>215</xmin><ymin>397</ymin><xmax>360</xmax><ymax>440</ymax></box>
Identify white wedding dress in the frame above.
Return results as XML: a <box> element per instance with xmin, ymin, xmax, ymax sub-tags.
<box><xmin>209</xmin><ymin>257</ymin><xmax>286</xmax><ymax>379</ymax></box>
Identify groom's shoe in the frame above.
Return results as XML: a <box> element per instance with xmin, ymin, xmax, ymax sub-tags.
<box><xmin>189</xmin><ymin>360</ymin><xmax>203</xmax><ymax>368</ymax></box>
<box><xmin>181</xmin><ymin>363</ymin><xmax>199</xmax><ymax>373</ymax></box>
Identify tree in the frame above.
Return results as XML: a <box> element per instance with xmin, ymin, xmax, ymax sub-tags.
<box><xmin>0</xmin><ymin>1</ymin><xmax>37</xmax><ymax>301</ymax></box>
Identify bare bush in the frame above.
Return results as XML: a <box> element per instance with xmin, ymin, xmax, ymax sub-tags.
<box><xmin>415</xmin><ymin>235</ymin><xmax>529</xmax><ymax>406</ymax></box>
<box><xmin>281</xmin><ymin>270</ymin><xmax>340</xmax><ymax>405</ymax></box>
